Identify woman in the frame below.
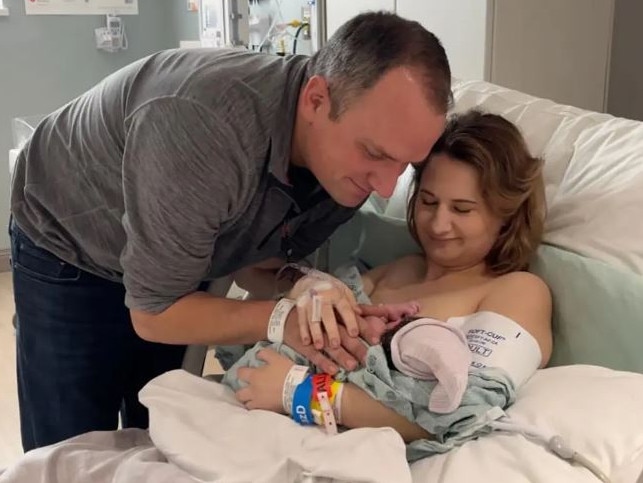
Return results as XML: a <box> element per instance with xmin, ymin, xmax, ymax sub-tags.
<box><xmin>233</xmin><ymin>110</ymin><xmax>552</xmax><ymax>443</ymax></box>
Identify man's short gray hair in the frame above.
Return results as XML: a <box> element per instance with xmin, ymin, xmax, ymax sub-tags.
<box><xmin>308</xmin><ymin>11</ymin><xmax>453</xmax><ymax>120</ymax></box>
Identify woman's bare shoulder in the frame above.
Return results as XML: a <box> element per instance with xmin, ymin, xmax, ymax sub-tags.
<box><xmin>484</xmin><ymin>271</ymin><xmax>551</xmax><ymax>311</ymax></box>
<box><xmin>491</xmin><ymin>271</ymin><xmax>550</xmax><ymax>294</ymax></box>
<box><xmin>362</xmin><ymin>254</ymin><xmax>424</xmax><ymax>294</ymax></box>
<box><xmin>382</xmin><ymin>254</ymin><xmax>425</xmax><ymax>280</ymax></box>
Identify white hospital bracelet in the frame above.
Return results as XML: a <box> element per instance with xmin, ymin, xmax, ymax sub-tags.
<box><xmin>267</xmin><ymin>298</ymin><xmax>296</xmax><ymax>343</ymax></box>
<box><xmin>332</xmin><ymin>382</ymin><xmax>345</xmax><ymax>426</ymax></box>
<box><xmin>282</xmin><ymin>365</ymin><xmax>309</xmax><ymax>414</ymax></box>
<box><xmin>317</xmin><ymin>391</ymin><xmax>338</xmax><ymax>435</ymax></box>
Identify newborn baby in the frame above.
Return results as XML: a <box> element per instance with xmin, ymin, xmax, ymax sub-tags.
<box><xmin>367</xmin><ymin>301</ymin><xmax>473</xmax><ymax>414</ymax></box>
<box><xmin>289</xmin><ymin>266</ymin><xmax>474</xmax><ymax>413</ymax></box>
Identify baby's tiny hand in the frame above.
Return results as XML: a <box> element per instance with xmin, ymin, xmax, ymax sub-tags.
<box><xmin>360</xmin><ymin>301</ymin><xmax>420</xmax><ymax>322</ymax></box>
<box><xmin>357</xmin><ymin>301</ymin><xmax>421</xmax><ymax>345</ymax></box>
<box><xmin>381</xmin><ymin>301</ymin><xmax>421</xmax><ymax>321</ymax></box>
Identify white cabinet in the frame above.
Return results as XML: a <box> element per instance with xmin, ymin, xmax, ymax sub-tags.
<box><xmin>325</xmin><ymin>0</ymin><xmax>395</xmax><ymax>42</ymax></box>
<box><xmin>325</xmin><ymin>0</ymin><xmax>616</xmax><ymax>113</ymax></box>
<box><xmin>489</xmin><ymin>0</ymin><xmax>614</xmax><ymax>113</ymax></box>
<box><xmin>396</xmin><ymin>0</ymin><xmax>492</xmax><ymax>84</ymax></box>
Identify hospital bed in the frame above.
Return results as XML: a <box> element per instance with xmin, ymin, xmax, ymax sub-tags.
<box><xmin>179</xmin><ymin>77</ymin><xmax>643</xmax><ymax>482</ymax></box>
<box><xmin>4</xmin><ymin>79</ymin><xmax>643</xmax><ymax>483</ymax></box>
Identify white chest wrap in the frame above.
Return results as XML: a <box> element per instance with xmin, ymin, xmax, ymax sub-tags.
<box><xmin>448</xmin><ymin>311</ymin><xmax>542</xmax><ymax>389</ymax></box>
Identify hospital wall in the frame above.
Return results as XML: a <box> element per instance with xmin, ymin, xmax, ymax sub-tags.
<box><xmin>606</xmin><ymin>0</ymin><xmax>643</xmax><ymax>122</ymax></box>
<box><xmin>168</xmin><ymin>0</ymin><xmax>199</xmax><ymax>43</ymax></box>
<box><xmin>0</xmin><ymin>0</ymin><xmax>186</xmax><ymax>255</ymax></box>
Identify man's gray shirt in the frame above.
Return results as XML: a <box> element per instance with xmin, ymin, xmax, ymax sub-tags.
<box><xmin>11</xmin><ymin>48</ymin><xmax>356</xmax><ymax>313</ymax></box>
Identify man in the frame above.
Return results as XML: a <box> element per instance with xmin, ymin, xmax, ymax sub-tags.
<box><xmin>9</xmin><ymin>12</ymin><xmax>450</xmax><ymax>451</ymax></box>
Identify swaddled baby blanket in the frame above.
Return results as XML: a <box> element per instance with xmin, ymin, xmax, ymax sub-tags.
<box><xmin>223</xmin><ymin>341</ymin><xmax>515</xmax><ymax>462</ymax></box>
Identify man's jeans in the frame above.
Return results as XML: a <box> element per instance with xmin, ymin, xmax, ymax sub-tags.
<box><xmin>10</xmin><ymin>222</ymin><xmax>187</xmax><ymax>452</ymax></box>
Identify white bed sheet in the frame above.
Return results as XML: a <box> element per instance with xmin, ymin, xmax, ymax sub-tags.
<box><xmin>3</xmin><ymin>365</ymin><xmax>643</xmax><ymax>483</ymax></box>
<box><xmin>140</xmin><ymin>365</ymin><xmax>643</xmax><ymax>483</ymax></box>
<box><xmin>141</xmin><ymin>369</ymin><xmax>412</xmax><ymax>483</ymax></box>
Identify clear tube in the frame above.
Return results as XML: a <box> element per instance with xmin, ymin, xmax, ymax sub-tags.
<box><xmin>488</xmin><ymin>419</ymin><xmax>613</xmax><ymax>483</ymax></box>
<box><xmin>256</xmin><ymin>0</ymin><xmax>285</xmax><ymax>53</ymax></box>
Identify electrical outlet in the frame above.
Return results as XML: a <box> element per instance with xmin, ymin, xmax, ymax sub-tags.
<box><xmin>301</xmin><ymin>5</ymin><xmax>311</xmax><ymax>24</ymax></box>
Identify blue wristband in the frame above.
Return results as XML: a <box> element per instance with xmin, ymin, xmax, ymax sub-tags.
<box><xmin>291</xmin><ymin>374</ymin><xmax>314</xmax><ymax>425</ymax></box>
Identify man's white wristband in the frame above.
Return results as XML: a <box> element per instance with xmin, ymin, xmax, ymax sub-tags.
<box><xmin>267</xmin><ymin>298</ymin><xmax>296</xmax><ymax>343</ymax></box>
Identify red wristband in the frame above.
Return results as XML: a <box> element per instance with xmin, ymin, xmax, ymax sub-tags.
<box><xmin>312</xmin><ymin>373</ymin><xmax>334</xmax><ymax>401</ymax></box>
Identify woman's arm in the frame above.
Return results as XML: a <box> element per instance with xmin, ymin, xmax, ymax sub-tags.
<box><xmin>340</xmin><ymin>382</ymin><xmax>430</xmax><ymax>442</ymax></box>
<box><xmin>341</xmin><ymin>271</ymin><xmax>551</xmax><ymax>437</ymax></box>
<box><xmin>478</xmin><ymin>271</ymin><xmax>553</xmax><ymax>367</ymax></box>
<box><xmin>235</xmin><ymin>348</ymin><xmax>430</xmax><ymax>443</ymax></box>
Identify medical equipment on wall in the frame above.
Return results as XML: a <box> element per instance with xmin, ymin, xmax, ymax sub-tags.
<box><xmin>307</xmin><ymin>0</ymin><xmax>325</xmax><ymax>52</ymax></box>
<box><xmin>95</xmin><ymin>14</ymin><xmax>128</xmax><ymax>53</ymax></box>
<box><xmin>199</xmin><ymin>0</ymin><xmax>250</xmax><ymax>48</ymax></box>
<box><xmin>249</xmin><ymin>0</ymin><xmax>312</xmax><ymax>55</ymax></box>
<box><xmin>199</xmin><ymin>0</ymin><xmax>319</xmax><ymax>55</ymax></box>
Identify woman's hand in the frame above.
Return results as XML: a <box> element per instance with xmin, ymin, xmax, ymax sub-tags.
<box><xmin>235</xmin><ymin>348</ymin><xmax>295</xmax><ymax>413</ymax></box>
<box><xmin>288</xmin><ymin>272</ymin><xmax>361</xmax><ymax>350</ymax></box>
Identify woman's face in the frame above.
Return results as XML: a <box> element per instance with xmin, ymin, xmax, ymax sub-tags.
<box><xmin>413</xmin><ymin>153</ymin><xmax>504</xmax><ymax>270</ymax></box>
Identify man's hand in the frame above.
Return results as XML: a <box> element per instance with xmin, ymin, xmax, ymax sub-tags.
<box><xmin>282</xmin><ymin>308</ymin><xmax>403</xmax><ymax>374</ymax></box>
<box><xmin>283</xmin><ymin>310</ymin><xmax>360</xmax><ymax>374</ymax></box>
<box><xmin>282</xmin><ymin>269</ymin><xmax>421</xmax><ymax>373</ymax></box>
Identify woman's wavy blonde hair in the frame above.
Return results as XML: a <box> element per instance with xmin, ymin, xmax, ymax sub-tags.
<box><xmin>407</xmin><ymin>110</ymin><xmax>546</xmax><ymax>275</ymax></box>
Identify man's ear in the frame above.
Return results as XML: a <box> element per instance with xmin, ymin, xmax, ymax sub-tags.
<box><xmin>299</xmin><ymin>75</ymin><xmax>330</xmax><ymax>122</ymax></box>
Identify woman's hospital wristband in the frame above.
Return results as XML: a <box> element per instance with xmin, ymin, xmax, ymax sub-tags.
<box><xmin>331</xmin><ymin>381</ymin><xmax>345</xmax><ymax>426</ymax></box>
<box><xmin>310</xmin><ymin>377</ymin><xmax>341</xmax><ymax>408</ymax></box>
<box><xmin>282</xmin><ymin>365</ymin><xmax>310</xmax><ymax>414</ymax></box>
<box><xmin>291</xmin><ymin>374</ymin><xmax>343</xmax><ymax>433</ymax></box>
<box><xmin>267</xmin><ymin>298</ymin><xmax>296</xmax><ymax>343</ymax></box>
<box><xmin>310</xmin><ymin>374</ymin><xmax>341</xmax><ymax>434</ymax></box>
<box><xmin>291</xmin><ymin>374</ymin><xmax>314</xmax><ymax>425</ymax></box>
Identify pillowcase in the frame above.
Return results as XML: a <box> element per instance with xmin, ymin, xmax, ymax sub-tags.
<box><xmin>330</xmin><ymin>210</ymin><xmax>643</xmax><ymax>374</ymax></box>
<box><xmin>328</xmin><ymin>209</ymin><xmax>420</xmax><ymax>272</ymax></box>
<box><xmin>529</xmin><ymin>244</ymin><xmax>643</xmax><ymax>372</ymax></box>
<box><xmin>410</xmin><ymin>365</ymin><xmax>643</xmax><ymax>482</ymax></box>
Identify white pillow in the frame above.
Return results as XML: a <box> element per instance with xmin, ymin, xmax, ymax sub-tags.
<box><xmin>383</xmin><ymin>164</ymin><xmax>415</xmax><ymax>219</ymax></box>
<box><xmin>410</xmin><ymin>365</ymin><xmax>643</xmax><ymax>482</ymax></box>
<box><xmin>451</xmin><ymin>80</ymin><xmax>643</xmax><ymax>275</ymax></box>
